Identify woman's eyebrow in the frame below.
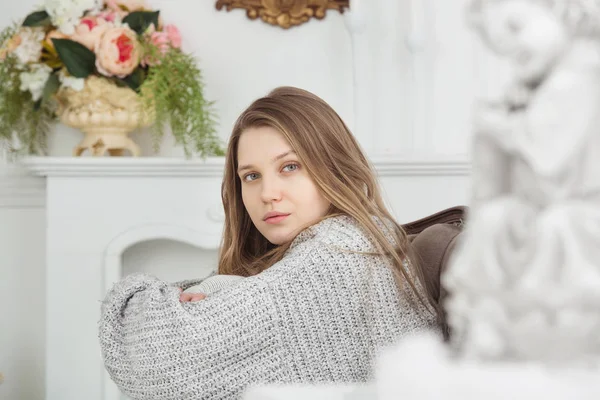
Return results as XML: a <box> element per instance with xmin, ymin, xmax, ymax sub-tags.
<box><xmin>237</xmin><ymin>150</ymin><xmax>296</xmax><ymax>173</ymax></box>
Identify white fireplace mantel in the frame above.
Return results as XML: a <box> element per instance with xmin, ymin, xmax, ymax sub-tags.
<box><xmin>13</xmin><ymin>155</ymin><xmax>470</xmax><ymax>400</ymax></box>
<box><xmin>22</xmin><ymin>156</ymin><xmax>227</xmax><ymax>177</ymax></box>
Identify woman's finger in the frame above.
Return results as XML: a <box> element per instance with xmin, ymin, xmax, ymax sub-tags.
<box><xmin>179</xmin><ymin>292</ymin><xmax>206</xmax><ymax>302</ymax></box>
<box><xmin>179</xmin><ymin>292</ymin><xmax>192</xmax><ymax>302</ymax></box>
<box><xmin>190</xmin><ymin>293</ymin><xmax>206</xmax><ymax>302</ymax></box>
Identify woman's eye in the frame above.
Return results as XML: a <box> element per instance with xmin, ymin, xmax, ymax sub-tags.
<box><xmin>243</xmin><ymin>173</ymin><xmax>259</xmax><ymax>182</ymax></box>
<box><xmin>282</xmin><ymin>163</ymin><xmax>299</xmax><ymax>172</ymax></box>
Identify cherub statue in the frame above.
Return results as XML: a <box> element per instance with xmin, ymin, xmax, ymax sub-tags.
<box><xmin>443</xmin><ymin>0</ymin><xmax>600</xmax><ymax>365</ymax></box>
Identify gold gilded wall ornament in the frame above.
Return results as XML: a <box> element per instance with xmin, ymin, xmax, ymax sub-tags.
<box><xmin>215</xmin><ymin>0</ymin><xmax>350</xmax><ymax>29</ymax></box>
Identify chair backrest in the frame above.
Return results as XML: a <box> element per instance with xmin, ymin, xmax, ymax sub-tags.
<box><xmin>403</xmin><ymin>205</ymin><xmax>466</xmax><ymax>237</ymax></box>
<box><xmin>401</xmin><ymin>206</ymin><xmax>467</xmax><ymax>339</ymax></box>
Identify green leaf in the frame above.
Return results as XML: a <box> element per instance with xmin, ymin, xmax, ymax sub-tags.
<box><xmin>51</xmin><ymin>38</ymin><xmax>96</xmax><ymax>78</ymax></box>
<box><xmin>121</xmin><ymin>67</ymin><xmax>146</xmax><ymax>91</ymax></box>
<box><xmin>123</xmin><ymin>11</ymin><xmax>160</xmax><ymax>34</ymax></box>
<box><xmin>33</xmin><ymin>98</ymin><xmax>42</xmax><ymax>111</ymax></box>
<box><xmin>22</xmin><ymin>11</ymin><xmax>51</xmax><ymax>27</ymax></box>
<box><xmin>112</xmin><ymin>78</ymin><xmax>128</xmax><ymax>88</ymax></box>
<box><xmin>42</xmin><ymin>72</ymin><xmax>60</xmax><ymax>104</ymax></box>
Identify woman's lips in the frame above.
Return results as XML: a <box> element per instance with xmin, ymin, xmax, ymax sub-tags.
<box><xmin>264</xmin><ymin>214</ymin><xmax>289</xmax><ymax>224</ymax></box>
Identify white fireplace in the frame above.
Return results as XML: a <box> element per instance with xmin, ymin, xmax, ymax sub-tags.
<box><xmin>20</xmin><ymin>155</ymin><xmax>469</xmax><ymax>400</ymax></box>
<box><xmin>21</xmin><ymin>157</ymin><xmax>226</xmax><ymax>400</ymax></box>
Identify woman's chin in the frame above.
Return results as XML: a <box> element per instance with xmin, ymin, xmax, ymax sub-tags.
<box><xmin>266</xmin><ymin>233</ymin><xmax>292</xmax><ymax>246</ymax></box>
<box><xmin>263</xmin><ymin>226</ymin><xmax>297</xmax><ymax>246</ymax></box>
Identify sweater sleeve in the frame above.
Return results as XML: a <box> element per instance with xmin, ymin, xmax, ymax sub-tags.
<box><xmin>184</xmin><ymin>274</ymin><xmax>246</xmax><ymax>295</ymax></box>
<box><xmin>98</xmin><ymin>272</ymin><xmax>290</xmax><ymax>400</ymax></box>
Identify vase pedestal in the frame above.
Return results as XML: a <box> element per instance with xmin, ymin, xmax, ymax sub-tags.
<box><xmin>73</xmin><ymin>128</ymin><xmax>141</xmax><ymax>157</ymax></box>
<box><xmin>56</xmin><ymin>76</ymin><xmax>152</xmax><ymax>158</ymax></box>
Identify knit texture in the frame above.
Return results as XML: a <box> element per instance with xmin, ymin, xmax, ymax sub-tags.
<box><xmin>99</xmin><ymin>215</ymin><xmax>440</xmax><ymax>400</ymax></box>
<box><xmin>183</xmin><ymin>274</ymin><xmax>246</xmax><ymax>295</ymax></box>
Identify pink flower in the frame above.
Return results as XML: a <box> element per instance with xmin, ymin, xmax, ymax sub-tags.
<box><xmin>105</xmin><ymin>0</ymin><xmax>147</xmax><ymax>12</ymax></box>
<box><xmin>164</xmin><ymin>25</ymin><xmax>181</xmax><ymax>49</ymax></box>
<box><xmin>96</xmin><ymin>10</ymin><xmax>118</xmax><ymax>23</ymax></box>
<box><xmin>150</xmin><ymin>31</ymin><xmax>169</xmax><ymax>53</ymax></box>
<box><xmin>95</xmin><ymin>26</ymin><xmax>140</xmax><ymax>78</ymax></box>
<box><xmin>103</xmin><ymin>0</ymin><xmax>146</xmax><ymax>21</ymax></box>
<box><xmin>71</xmin><ymin>17</ymin><xmax>111</xmax><ymax>51</ymax></box>
<box><xmin>142</xmin><ymin>31</ymin><xmax>169</xmax><ymax>66</ymax></box>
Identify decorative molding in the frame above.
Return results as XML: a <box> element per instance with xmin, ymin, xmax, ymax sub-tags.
<box><xmin>0</xmin><ymin>164</ymin><xmax>46</xmax><ymax>208</ymax></box>
<box><xmin>215</xmin><ymin>0</ymin><xmax>349</xmax><ymax>29</ymax></box>
<box><xmin>370</xmin><ymin>155</ymin><xmax>471</xmax><ymax>176</ymax></box>
<box><xmin>2</xmin><ymin>155</ymin><xmax>470</xmax><ymax>207</ymax></box>
<box><xmin>19</xmin><ymin>157</ymin><xmax>227</xmax><ymax>178</ymax></box>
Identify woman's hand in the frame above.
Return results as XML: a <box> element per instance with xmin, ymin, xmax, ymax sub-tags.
<box><xmin>178</xmin><ymin>288</ymin><xmax>207</xmax><ymax>302</ymax></box>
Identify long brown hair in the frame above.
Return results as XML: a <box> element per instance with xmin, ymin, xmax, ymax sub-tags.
<box><xmin>218</xmin><ymin>86</ymin><xmax>437</xmax><ymax>315</ymax></box>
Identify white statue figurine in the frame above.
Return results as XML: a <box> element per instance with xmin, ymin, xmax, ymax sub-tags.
<box><xmin>443</xmin><ymin>0</ymin><xmax>600</xmax><ymax>365</ymax></box>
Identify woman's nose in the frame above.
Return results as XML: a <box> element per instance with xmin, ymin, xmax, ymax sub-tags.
<box><xmin>260</xmin><ymin>178</ymin><xmax>282</xmax><ymax>203</ymax></box>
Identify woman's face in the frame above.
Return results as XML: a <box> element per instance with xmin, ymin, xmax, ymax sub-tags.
<box><xmin>237</xmin><ymin>126</ymin><xmax>331</xmax><ymax>245</ymax></box>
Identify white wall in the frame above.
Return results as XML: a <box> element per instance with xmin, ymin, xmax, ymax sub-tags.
<box><xmin>0</xmin><ymin>0</ymin><xmax>507</xmax><ymax>158</ymax></box>
<box><xmin>0</xmin><ymin>166</ymin><xmax>46</xmax><ymax>400</ymax></box>
<box><xmin>0</xmin><ymin>210</ymin><xmax>46</xmax><ymax>400</ymax></box>
<box><xmin>0</xmin><ymin>1</ymin><xmax>503</xmax><ymax>399</ymax></box>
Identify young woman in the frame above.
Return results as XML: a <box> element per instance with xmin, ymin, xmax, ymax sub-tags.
<box><xmin>99</xmin><ymin>87</ymin><xmax>442</xmax><ymax>400</ymax></box>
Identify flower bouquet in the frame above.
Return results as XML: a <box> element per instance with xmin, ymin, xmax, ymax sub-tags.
<box><xmin>0</xmin><ymin>0</ymin><xmax>223</xmax><ymax>157</ymax></box>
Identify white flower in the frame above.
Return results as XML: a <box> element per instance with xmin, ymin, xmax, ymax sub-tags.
<box><xmin>44</xmin><ymin>0</ymin><xmax>102</xmax><ymax>34</ymax></box>
<box><xmin>58</xmin><ymin>69</ymin><xmax>85</xmax><ymax>91</ymax></box>
<box><xmin>12</xmin><ymin>27</ymin><xmax>45</xmax><ymax>66</ymax></box>
<box><xmin>19</xmin><ymin>64</ymin><xmax>52</xmax><ymax>101</ymax></box>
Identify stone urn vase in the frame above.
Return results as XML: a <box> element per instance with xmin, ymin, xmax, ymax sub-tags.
<box><xmin>56</xmin><ymin>76</ymin><xmax>154</xmax><ymax>157</ymax></box>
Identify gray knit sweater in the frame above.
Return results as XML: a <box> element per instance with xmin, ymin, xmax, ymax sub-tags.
<box><xmin>99</xmin><ymin>215</ymin><xmax>439</xmax><ymax>400</ymax></box>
